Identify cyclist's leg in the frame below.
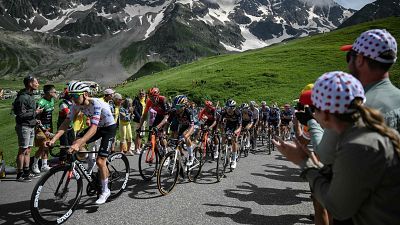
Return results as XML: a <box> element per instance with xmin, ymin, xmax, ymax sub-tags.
<box><xmin>95</xmin><ymin>124</ymin><xmax>117</xmax><ymax>204</ymax></box>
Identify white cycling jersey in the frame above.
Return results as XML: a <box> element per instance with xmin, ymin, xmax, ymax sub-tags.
<box><xmin>68</xmin><ymin>98</ymin><xmax>115</xmax><ymax>127</ymax></box>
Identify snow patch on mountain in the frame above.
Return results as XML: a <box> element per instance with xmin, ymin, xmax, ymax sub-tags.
<box><xmin>35</xmin><ymin>2</ymin><xmax>96</xmax><ymax>32</ymax></box>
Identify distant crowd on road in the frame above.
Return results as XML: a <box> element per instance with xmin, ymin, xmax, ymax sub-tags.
<box><xmin>9</xmin><ymin>28</ymin><xmax>400</xmax><ymax>225</ymax></box>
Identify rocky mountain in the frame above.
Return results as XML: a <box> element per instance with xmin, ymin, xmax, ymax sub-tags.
<box><xmin>0</xmin><ymin>0</ymin><xmax>355</xmax><ymax>84</ymax></box>
<box><xmin>339</xmin><ymin>0</ymin><xmax>400</xmax><ymax>28</ymax></box>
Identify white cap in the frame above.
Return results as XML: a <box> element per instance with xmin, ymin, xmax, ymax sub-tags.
<box><xmin>104</xmin><ymin>88</ymin><xmax>115</xmax><ymax>95</ymax></box>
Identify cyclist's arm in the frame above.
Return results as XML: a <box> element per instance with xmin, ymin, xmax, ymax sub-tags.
<box><xmin>51</xmin><ymin>117</ymin><xmax>70</xmax><ymax>142</ymax></box>
<box><xmin>74</xmin><ymin>124</ymin><xmax>98</xmax><ymax>147</ymax></box>
<box><xmin>156</xmin><ymin>114</ymin><xmax>169</xmax><ymax>129</ymax></box>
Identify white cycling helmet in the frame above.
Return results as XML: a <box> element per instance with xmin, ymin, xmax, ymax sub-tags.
<box><xmin>68</xmin><ymin>81</ymin><xmax>90</xmax><ymax>93</ymax></box>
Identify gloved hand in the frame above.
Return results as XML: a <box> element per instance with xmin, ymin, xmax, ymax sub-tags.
<box><xmin>152</xmin><ymin>126</ymin><xmax>159</xmax><ymax>133</ymax></box>
<box><xmin>295</xmin><ymin>106</ymin><xmax>314</xmax><ymax>126</ymax></box>
<box><xmin>178</xmin><ymin>135</ymin><xmax>185</xmax><ymax>142</ymax></box>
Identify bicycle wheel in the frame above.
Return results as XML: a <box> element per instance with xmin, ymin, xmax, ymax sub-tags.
<box><xmin>157</xmin><ymin>150</ymin><xmax>180</xmax><ymax>195</ymax></box>
<box><xmin>138</xmin><ymin>145</ymin><xmax>159</xmax><ymax>181</ymax></box>
<box><xmin>30</xmin><ymin>165</ymin><xmax>83</xmax><ymax>225</ymax></box>
<box><xmin>107</xmin><ymin>152</ymin><xmax>130</xmax><ymax>199</ymax></box>
<box><xmin>187</xmin><ymin>146</ymin><xmax>205</xmax><ymax>182</ymax></box>
<box><xmin>237</xmin><ymin>137</ymin><xmax>243</xmax><ymax>162</ymax></box>
<box><xmin>216</xmin><ymin>144</ymin><xmax>226</xmax><ymax>182</ymax></box>
<box><xmin>261</xmin><ymin>128</ymin><xmax>265</xmax><ymax>146</ymax></box>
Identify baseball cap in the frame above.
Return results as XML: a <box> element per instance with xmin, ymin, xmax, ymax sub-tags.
<box><xmin>311</xmin><ymin>71</ymin><xmax>365</xmax><ymax>114</ymax></box>
<box><xmin>299</xmin><ymin>90</ymin><xmax>312</xmax><ymax>106</ymax></box>
<box><xmin>113</xmin><ymin>93</ymin><xmax>122</xmax><ymax>100</ymax></box>
<box><xmin>340</xmin><ymin>29</ymin><xmax>397</xmax><ymax>64</ymax></box>
<box><xmin>103</xmin><ymin>88</ymin><xmax>115</xmax><ymax>95</ymax></box>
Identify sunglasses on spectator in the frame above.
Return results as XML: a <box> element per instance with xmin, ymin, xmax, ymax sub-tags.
<box><xmin>346</xmin><ymin>50</ymin><xmax>358</xmax><ymax>63</ymax></box>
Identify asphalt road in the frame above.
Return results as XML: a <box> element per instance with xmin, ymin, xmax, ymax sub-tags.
<box><xmin>0</xmin><ymin>144</ymin><xmax>313</xmax><ymax>225</ymax></box>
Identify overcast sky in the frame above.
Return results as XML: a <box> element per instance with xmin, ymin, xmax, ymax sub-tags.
<box><xmin>334</xmin><ymin>0</ymin><xmax>376</xmax><ymax>9</ymax></box>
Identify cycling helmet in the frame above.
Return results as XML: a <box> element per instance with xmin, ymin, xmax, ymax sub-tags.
<box><xmin>249</xmin><ymin>101</ymin><xmax>256</xmax><ymax>107</ymax></box>
<box><xmin>148</xmin><ymin>87</ymin><xmax>160</xmax><ymax>97</ymax></box>
<box><xmin>68</xmin><ymin>81</ymin><xmax>90</xmax><ymax>93</ymax></box>
<box><xmin>173</xmin><ymin>95</ymin><xmax>188</xmax><ymax>108</ymax></box>
<box><xmin>205</xmin><ymin>100</ymin><xmax>213</xmax><ymax>109</ymax></box>
<box><xmin>261</xmin><ymin>101</ymin><xmax>266</xmax><ymax>106</ymax></box>
<box><xmin>241</xmin><ymin>103</ymin><xmax>249</xmax><ymax>109</ymax></box>
<box><xmin>225</xmin><ymin>99</ymin><xmax>236</xmax><ymax>108</ymax></box>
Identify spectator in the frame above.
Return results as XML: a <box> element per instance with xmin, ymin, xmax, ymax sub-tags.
<box><xmin>119</xmin><ymin>97</ymin><xmax>134</xmax><ymax>155</ymax></box>
<box><xmin>102</xmin><ymin>88</ymin><xmax>114</xmax><ymax>103</ymax></box>
<box><xmin>274</xmin><ymin>71</ymin><xmax>400</xmax><ymax>225</ymax></box>
<box><xmin>32</xmin><ymin>84</ymin><xmax>57</xmax><ymax>174</ymax></box>
<box><xmin>57</xmin><ymin>88</ymin><xmax>74</xmax><ymax>162</ymax></box>
<box><xmin>132</xmin><ymin>89</ymin><xmax>146</xmax><ymax>154</ymax></box>
<box><xmin>13</xmin><ymin>75</ymin><xmax>42</xmax><ymax>182</ymax></box>
<box><xmin>112</xmin><ymin>93</ymin><xmax>123</xmax><ymax>152</ymax></box>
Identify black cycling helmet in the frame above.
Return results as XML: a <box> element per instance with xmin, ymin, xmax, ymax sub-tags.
<box><xmin>225</xmin><ymin>99</ymin><xmax>236</xmax><ymax>108</ymax></box>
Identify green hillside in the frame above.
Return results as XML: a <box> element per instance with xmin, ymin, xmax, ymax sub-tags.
<box><xmin>0</xmin><ymin>17</ymin><xmax>399</xmax><ymax>168</ymax></box>
<box><xmin>117</xmin><ymin>17</ymin><xmax>400</xmax><ymax>105</ymax></box>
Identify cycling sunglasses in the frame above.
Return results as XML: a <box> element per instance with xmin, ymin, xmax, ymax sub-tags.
<box><xmin>175</xmin><ymin>104</ymin><xmax>184</xmax><ymax>110</ymax></box>
<box><xmin>69</xmin><ymin>92</ymin><xmax>84</xmax><ymax>99</ymax></box>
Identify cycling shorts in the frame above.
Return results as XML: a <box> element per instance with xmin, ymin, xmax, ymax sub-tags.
<box><xmin>281</xmin><ymin>119</ymin><xmax>291</xmax><ymax>126</ymax></box>
<box><xmin>77</xmin><ymin>124</ymin><xmax>117</xmax><ymax>158</ymax></box>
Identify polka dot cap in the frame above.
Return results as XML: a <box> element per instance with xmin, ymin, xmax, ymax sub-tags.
<box><xmin>352</xmin><ymin>29</ymin><xmax>397</xmax><ymax>63</ymax></box>
<box><xmin>311</xmin><ymin>71</ymin><xmax>365</xmax><ymax>114</ymax></box>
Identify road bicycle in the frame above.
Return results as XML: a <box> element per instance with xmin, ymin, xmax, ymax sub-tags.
<box><xmin>157</xmin><ymin>134</ymin><xmax>214</xmax><ymax>195</ymax></box>
<box><xmin>30</xmin><ymin>146</ymin><xmax>129</xmax><ymax>225</ymax></box>
<box><xmin>238</xmin><ymin>128</ymin><xmax>250</xmax><ymax>160</ymax></box>
<box><xmin>138</xmin><ymin>129</ymin><xmax>167</xmax><ymax>181</ymax></box>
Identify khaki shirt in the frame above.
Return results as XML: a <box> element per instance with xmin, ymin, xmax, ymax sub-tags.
<box><xmin>305</xmin><ymin>124</ymin><xmax>400</xmax><ymax>225</ymax></box>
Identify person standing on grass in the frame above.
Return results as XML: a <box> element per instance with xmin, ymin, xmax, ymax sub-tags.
<box><xmin>32</xmin><ymin>84</ymin><xmax>57</xmax><ymax>174</ymax></box>
<box><xmin>13</xmin><ymin>75</ymin><xmax>42</xmax><ymax>182</ymax></box>
<box><xmin>133</xmin><ymin>89</ymin><xmax>146</xmax><ymax>154</ymax></box>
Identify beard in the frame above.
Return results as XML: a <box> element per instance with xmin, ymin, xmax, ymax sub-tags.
<box><xmin>349</xmin><ymin>60</ymin><xmax>360</xmax><ymax>80</ymax></box>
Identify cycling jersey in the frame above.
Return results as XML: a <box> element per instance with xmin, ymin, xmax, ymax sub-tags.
<box><xmin>281</xmin><ymin>109</ymin><xmax>293</xmax><ymax>120</ymax></box>
<box><xmin>280</xmin><ymin>109</ymin><xmax>293</xmax><ymax>125</ymax></box>
<box><xmin>198</xmin><ymin>107</ymin><xmax>217</xmax><ymax>125</ymax></box>
<box><xmin>260</xmin><ymin>107</ymin><xmax>270</xmax><ymax>121</ymax></box>
<box><xmin>221</xmin><ymin>109</ymin><xmax>242</xmax><ymax>130</ymax></box>
<box><xmin>268</xmin><ymin>109</ymin><xmax>280</xmax><ymax>123</ymax></box>
<box><xmin>68</xmin><ymin>98</ymin><xmax>115</xmax><ymax>127</ymax></box>
<box><xmin>144</xmin><ymin>96</ymin><xmax>169</xmax><ymax>116</ymax></box>
<box><xmin>251</xmin><ymin>107</ymin><xmax>259</xmax><ymax>121</ymax></box>
<box><xmin>37</xmin><ymin>97</ymin><xmax>55</xmax><ymax>129</ymax></box>
<box><xmin>168</xmin><ymin>108</ymin><xmax>194</xmax><ymax>127</ymax></box>
<box><xmin>241</xmin><ymin>109</ymin><xmax>253</xmax><ymax>123</ymax></box>
<box><xmin>57</xmin><ymin>99</ymin><xmax>72</xmax><ymax>128</ymax></box>
<box><xmin>168</xmin><ymin>108</ymin><xmax>194</xmax><ymax>136</ymax></box>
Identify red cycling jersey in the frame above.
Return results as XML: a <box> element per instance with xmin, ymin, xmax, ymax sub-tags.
<box><xmin>198</xmin><ymin>107</ymin><xmax>217</xmax><ymax>123</ymax></box>
<box><xmin>143</xmin><ymin>96</ymin><xmax>169</xmax><ymax>116</ymax></box>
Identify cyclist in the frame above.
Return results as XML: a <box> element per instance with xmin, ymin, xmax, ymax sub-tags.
<box><xmin>280</xmin><ymin>103</ymin><xmax>293</xmax><ymax>140</ymax></box>
<box><xmin>268</xmin><ymin>104</ymin><xmax>280</xmax><ymax>137</ymax></box>
<box><xmin>220</xmin><ymin>99</ymin><xmax>242</xmax><ymax>169</ymax></box>
<box><xmin>167</xmin><ymin>95</ymin><xmax>195</xmax><ymax>166</ymax></box>
<box><xmin>249</xmin><ymin>101</ymin><xmax>259</xmax><ymax>149</ymax></box>
<box><xmin>198</xmin><ymin>100</ymin><xmax>220</xmax><ymax>159</ymax></box>
<box><xmin>137</xmin><ymin>87</ymin><xmax>169</xmax><ymax>135</ymax></box>
<box><xmin>259</xmin><ymin>101</ymin><xmax>269</xmax><ymax>129</ymax></box>
<box><xmin>47</xmin><ymin>81</ymin><xmax>116</xmax><ymax>205</ymax></box>
<box><xmin>240</xmin><ymin>103</ymin><xmax>253</xmax><ymax>148</ymax></box>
